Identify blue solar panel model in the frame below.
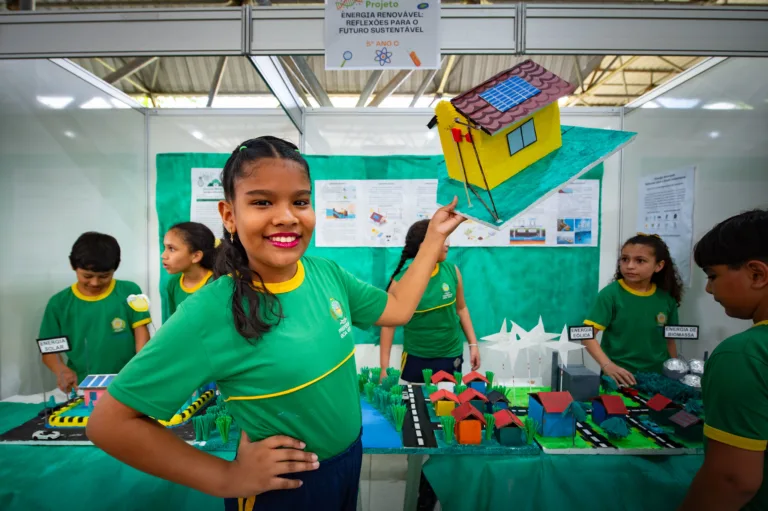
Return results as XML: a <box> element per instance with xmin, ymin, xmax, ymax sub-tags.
<box><xmin>480</xmin><ymin>76</ymin><xmax>541</xmax><ymax>112</ymax></box>
<box><xmin>79</xmin><ymin>374</ymin><xmax>116</xmax><ymax>388</ymax></box>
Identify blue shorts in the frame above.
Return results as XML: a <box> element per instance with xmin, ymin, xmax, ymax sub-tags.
<box><xmin>401</xmin><ymin>352</ymin><xmax>464</xmax><ymax>384</ymax></box>
<box><xmin>224</xmin><ymin>431</ymin><xmax>362</xmax><ymax>511</ymax></box>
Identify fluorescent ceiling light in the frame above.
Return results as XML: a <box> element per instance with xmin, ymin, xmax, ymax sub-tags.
<box><xmin>708</xmin><ymin>131</ymin><xmax>720</xmax><ymax>139</ymax></box>
<box><xmin>64</xmin><ymin>130</ymin><xmax>76</xmax><ymax>138</ymax></box>
<box><xmin>80</xmin><ymin>97</ymin><xmax>113</xmax><ymax>109</ymax></box>
<box><xmin>191</xmin><ymin>131</ymin><xmax>204</xmax><ymax>140</ymax></box>
<box><xmin>702</xmin><ymin>102</ymin><xmax>738</xmax><ymax>110</ymax></box>
<box><xmin>656</xmin><ymin>98</ymin><xmax>700</xmax><ymax>109</ymax></box>
<box><xmin>37</xmin><ymin>96</ymin><xmax>74</xmax><ymax>109</ymax></box>
<box><xmin>640</xmin><ymin>101</ymin><xmax>660</xmax><ymax>109</ymax></box>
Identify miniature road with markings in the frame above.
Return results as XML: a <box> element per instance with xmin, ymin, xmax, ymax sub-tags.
<box><xmin>626</xmin><ymin>416</ymin><xmax>684</xmax><ymax>449</ymax></box>
<box><xmin>575</xmin><ymin>421</ymin><xmax>615</xmax><ymax>449</ymax></box>
<box><xmin>401</xmin><ymin>385</ymin><xmax>437</xmax><ymax>448</ymax></box>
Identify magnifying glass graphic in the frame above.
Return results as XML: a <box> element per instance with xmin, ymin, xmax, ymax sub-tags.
<box><xmin>340</xmin><ymin>51</ymin><xmax>353</xmax><ymax>68</ymax></box>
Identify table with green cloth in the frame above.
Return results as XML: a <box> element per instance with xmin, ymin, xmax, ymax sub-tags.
<box><xmin>1</xmin><ymin>401</ymin><xmax>703</xmax><ymax>511</ymax></box>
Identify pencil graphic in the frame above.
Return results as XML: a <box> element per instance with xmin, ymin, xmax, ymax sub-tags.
<box><xmin>409</xmin><ymin>51</ymin><xmax>421</xmax><ymax>67</ymax></box>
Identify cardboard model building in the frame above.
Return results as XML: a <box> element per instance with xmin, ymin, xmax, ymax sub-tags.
<box><xmin>528</xmin><ymin>391</ymin><xmax>576</xmax><ymax>437</ymax></box>
<box><xmin>430</xmin><ymin>389</ymin><xmax>460</xmax><ymax>417</ymax></box>
<box><xmin>430</xmin><ymin>59</ymin><xmax>637</xmax><ymax>228</ymax></box>
<box><xmin>591</xmin><ymin>395</ymin><xmax>628</xmax><ymax>426</ymax></box>
<box><xmin>493</xmin><ymin>409</ymin><xmax>525</xmax><ymax>446</ymax></box>
<box><xmin>451</xmin><ymin>401</ymin><xmax>487</xmax><ymax>445</ymax></box>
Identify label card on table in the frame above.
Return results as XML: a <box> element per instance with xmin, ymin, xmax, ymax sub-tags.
<box><xmin>569</xmin><ymin>326</ymin><xmax>595</xmax><ymax>341</ymax></box>
<box><xmin>36</xmin><ymin>336</ymin><xmax>71</xmax><ymax>354</ymax></box>
<box><xmin>664</xmin><ymin>325</ymin><xmax>699</xmax><ymax>340</ymax></box>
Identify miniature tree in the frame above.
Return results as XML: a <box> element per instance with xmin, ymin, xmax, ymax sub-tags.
<box><xmin>192</xmin><ymin>416</ymin><xmax>204</xmax><ymax>442</ymax></box>
<box><xmin>46</xmin><ymin>396</ymin><xmax>57</xmax><ymax>409</ymax></box>
<box><xmin>69</xmin><ymin>388</ymin><xmax>78</xmax><ymax>401</ymax></box>
<box><xmin>200</xmin><ymin>415</ymin><xmax>214</xmax><ymax>441</ymax></box>
<box><xmin>563</xmin><ymin>401</ymin><xmax>587</xmax><ymax>447</ymax></box>
<box><xmin>455</xmin><ymin>384</ymin><xmax>467</xmax><ymax>396</ymax></box>
<box><xmin>358</xmin><ymin>374</ymin><xmax>368</xmax><ymax>393</ymax></box>
<box><xmin>440</xmin><ymin>415</ymin><xmax>456</xmax><ymax>444</ymax></box>
<box><xmin>391</xmin><ymin>404</ymin><xmax>407</xmax><ymax>432</ymax></box>
<box><xmin>685</xmin><ymin>399</ymin><xmax>704</xmax><ymax>415</ymax></box>
<box><xmin>360</xmin><ymin>366</ymin><xmax>370</xmax><ymax>381</ymax></box>
<box><xmin>601</xmin><ymin>417</ymin><xmax>630</xmax><ymax>439</ymax></box>
<box><xmin>216</xmin><ymin>415</ymin><xmax>232</xmax><ymax>444</ymax></box>
<box><xmin>364</xmin><ymin>382</ymin><xmax>375</xmax><ymax>402</ymax></box>
<box><xmin>390</xmin><ymin>385</ymin><xmax>403</xmax><ymax>398</ymax></box>
<box><xmin>453</xmin><ymin>372</ymin><xmax>463</xmax><ymax>387</ymax></box>
<box><xmin>422</xmin><ymin>369</ymin><xmax>433</xmax><ymax>386</ymax></box>
<box><xmin>381</xmin><ymin>377</ymin><xmax>392</xmax><ymax>393</ymax></box>
<box><xmin>216</xmin><ymin>394</ymin><xmax>225</xmax><ymax>408</ymax></box>
<box><xmin>425</xmin><ymin>384</ymin><xmax>438</xmax><ymax>396</ymax></box>
<box><xmin>523</xmin><ymin>416</ymin><xmax>538</xmax><ymax>444</ymax></box>
<box><xmin>484</xmin><ymin>413</ymin><xmax>495</xmax><ymax>441</ymax></box>
<box><xmin>485</xmin><ymin>371</ymin><xmax>495</xmax><ymax>389</ymax></box>
<box><xmin>601</xmin><ymin>374</ymin><xmax>619</xmax><ymax>392</ymax></box>
<box><xmin>371</xmin><ymin>367</ymin><xmax>382</xmax><ymax>384</ymax></box>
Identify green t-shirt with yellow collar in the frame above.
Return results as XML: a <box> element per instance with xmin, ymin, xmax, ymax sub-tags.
<box><xmin>584</xmin><ymin>279</ymin><xmax>678</xmax><ymax>374</ymax></box>
<box><xmin>702</xmin><ymin>321</ymin><xmax>768</xmax><ymax>511</ymax></box>
<box><xmin>165</xmin><ymin>270</ymin><xmax>213</xmax><ymax>315</ymax></box>
<box><xmin>109</xmin><ymin>256</ymin><xmax>388</xmax><ymax>460</ymax></box>
<box><xmin>394</xmin><ymin>261</ymin><xmax>461</xmax><ymax>359</ymax></box>
<box><xmin>39</xmin><ymin>280</ymin><xmax>152</xmax><ymax>383</ymax></box>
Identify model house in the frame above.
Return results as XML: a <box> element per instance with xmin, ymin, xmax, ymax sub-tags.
<box><xmin>432</xmin><ymin>370</ymin><xmax>457</xmax><ymax>392</ymax></box>
<box><xmin>528</xmin><ymin>391</ymin><xmax>575</xmax><ymax>437</ymax></box>
<box><xmin>485</xmin><ymin>390</ymin><xmax>510</xmax><ymax>413</ymax></box>
<box><xmin>451</xmin><ymin>402</ymin><xmax>487</xmax><ymax>445</ymax></box>
<box><xmin>591</xmin><ymin>395</ymin><xmax>628</xmax><ymax>426</ymax></box>
<box><xmin>79</xmin><ymin>374</ymin><xmax>116</xmax><ymax>407</ymax></box>
<box><xmin>462</xmin><ymin>371</ymin><xmax>489</xmax><ymax>394</ymax></box>
<box><xmin>493</xmin><ymin>409</ymin><xmax>525</xmax><ymax>446</ymax></box>
<box><xmin>430</xmin><ymin>389</ymin><xmax>460</xmax><ymax>417</ymax></box>
<box><xmin>647</xmin><ymin>394</ymin><xmax>683</xmax><ymax>425</ymax></box>
<box><xmin>669</xmin><ymin>411</ymin><xmax>704</xmax><ymax>442</ymax></box>
<box><xmin>458</xmin><ymin>388</ymin><xmax>489</xmax><ymax>414</ymax></box>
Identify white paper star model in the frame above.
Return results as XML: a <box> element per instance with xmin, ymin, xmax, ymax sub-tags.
<box><xmin>543</xmin><ymin>325</ymin><xmax>586</xmax><ymax>367</ymax></box>
<box><xmin>481</xmin><ymin>318</ymin><xmax>514</xmax><ymax>343</ymax></box>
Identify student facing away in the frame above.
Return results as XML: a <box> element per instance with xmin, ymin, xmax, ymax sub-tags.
<box><xmin>162</xmin><ymin>221</ymin><xmax>217</xmax><ymax>317</ymax></box>
<box><xmin>583</xmin><ymin>233</ymin><xmax>683</xmax><ymax>386</ymax></box>
<box><xmin>86</xmin><ymin>136</ymin><xmax>466</xmax><ymax>511</ymax></box>
<box><xmin>680</xmin><ymin>209</ymin><xmax>768</xmax><ymax>511</ymax></box>
<box><xmin>39</xmin><ymin>232</ymin><xmax>151</xmax><ymax>393</ymax></box>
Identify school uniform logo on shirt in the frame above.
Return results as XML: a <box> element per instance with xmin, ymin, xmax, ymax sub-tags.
<box><xmin>330</xmin><ymin>298</ymin><xmax>351</xmax><ymax>339</ymax></box>
<box><xmin>656</xmin><ymin>312</ymin><xmax>668</xmax><ymax>326</ymax></box>
<box><xmin>441</xmin><ymin>282</ymin><xmax>453</xmax><ymax>300</ymax></box>
<box><xmin>111</xmin><ymin>317</ymin><xmax>127</xmax><ymax>333</ymax></box>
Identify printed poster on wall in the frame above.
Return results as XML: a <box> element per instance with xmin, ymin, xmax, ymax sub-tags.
<box><xmin>315</xmin><ymin>178</ymin><xmax>600</xmax><ymax>248</ymax></box>
<box><xmin>636</xmin><ymin>167</ymin><xmax>696</xmax><ymax>286</ymax></box>
<box><xmin>190</xmin><ymin>168</ymin><xmax>225</xmax><ymax>237</ymax></box>
<box><xmin>325</xmin><ymin>0</ymin><xmax>440</xmax><ymax>71</ymax></box>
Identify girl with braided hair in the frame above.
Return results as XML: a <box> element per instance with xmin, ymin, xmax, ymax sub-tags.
<box><xmin>379</xmin><ymin>219</ymin><xmax>481</xmax><ymax>384</ymax></box>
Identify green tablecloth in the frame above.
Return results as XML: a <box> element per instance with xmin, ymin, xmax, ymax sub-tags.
<box><xmin>423</xmin><ymin>452</ymin><xmax>703</xmax><ymax>511</ymax></box>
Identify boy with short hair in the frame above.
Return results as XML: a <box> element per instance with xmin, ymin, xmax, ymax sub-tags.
<box><xmin>40</xmin><ymin>232</ymin><xmax>152</xmax><ymax>393</ymax></box>
<box><xmin>679</xmin><ymin>209</ymin><xmax>768</xmax><ymax>511</ymax></box>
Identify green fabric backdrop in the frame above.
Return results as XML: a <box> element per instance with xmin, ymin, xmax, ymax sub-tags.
<box><xmin>156</xmin><ymin>153</ymin><xmax>604</xmax><ymax>343</ymax></box>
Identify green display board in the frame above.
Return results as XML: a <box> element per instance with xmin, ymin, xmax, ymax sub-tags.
<box><xmin>156</xmin><ymin>153</ymin><xmax>603</xmax><ymax>343</ymax></box>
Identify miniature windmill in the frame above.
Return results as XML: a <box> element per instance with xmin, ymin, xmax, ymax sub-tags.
<box><xmin>430</xmin><ymin>60</ymin><xmax>637</xmax><ymax>229</ymax></box>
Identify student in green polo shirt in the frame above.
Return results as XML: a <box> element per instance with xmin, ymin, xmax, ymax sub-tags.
<box><xmin>582</xmin><ymin>234</ymin><xmax>683</xmax><ymax>386</ymax></box>
<box><xmin>39</xmin><ymin>232</ymin><xmax>152</xmax><ymax>392</ymax></box>
<box><xmin>86</xmin><ymin>136</ymin><xmax>466</xmax><ymax>511</ymax></box>
<box><xmin>380</xmin><ymin>219</ymin><xmax>481</xmax><ymax>384</ymax></box>
<box><xmin>162</xmin><ymin>221</ymin><xmax>217</xmax><ymax>317</ymax></box>
<box><xmin>680</xmin><ymin>209</ymin><xmax>768</xmax><ymax>511</ymax></box>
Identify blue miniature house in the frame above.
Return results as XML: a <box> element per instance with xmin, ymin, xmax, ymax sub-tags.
<box><xmin>528</xmin><ymin>391</ymin><xmax>575</xmax><ymax>437</ymax></box>
<box><xmin>486</xmin><ymin>390</ymin><xmax>510</xmax><ymax>414</ymax></box>
<box><xmin>591</xmin><ymin>395</ymin><xmax>628</xmax><ymax>426</ymax></box>
<box><xmin>462</xmin><ymin>371</ymin><xmax>489</xmax><ymax>394</ymax></box>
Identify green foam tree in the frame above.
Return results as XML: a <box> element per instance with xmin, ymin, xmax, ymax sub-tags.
<box><xmin>201</xmin><ymin>415</ymin><xmax>215</xmax><ymax>441</ymax></box>
<box><xmin>216</xmin><ymin>415</ymin><xmax>233</xmax><ymax>444</ymax></box>
<box><xmin>360</xmin><ymin>366</ymin><xmax>370</xmax><ymax>380</ymax></box>
<box><xmin>358</xmin><ymin>374</ymin><xmax>368</xmax><ymax>393</ymax></box>
<box><xmin>192</xmin><ymin>416</ymin><xmax>204</xmax><ymax>442</ymax></box>
<box><xmin>364</xmin><ymin>382</ymin><xmax>375</xmax><ymax>402</ymax></box>
<box><xmin>390</xmin><ymin>385</ymin><xmax>403</xmax><ymax>398</ymax></box>
<box><xmin>601</xmin><ymin>374</ymin><xmax>619</xmax><ymax>392</ymax></box>
<box><xmin>371</xmin><ymin>367</ymin><xmax>382</xmax><ymax>384</ymax></box>
<box><xmin>46</xmin><ymin>396</ymin><xmax>57</xmax><ymax>409</ymax></box>
<box><xmin>523</xmin><ymin>416</ymin><xmax>538</xmax><ymax>444</ymax></box>
<box><xmin>426</xmin><ymin>384</ymin><xmax>438</xmax><ymax>396</ymax></box>
<box><xmin>389</xmin><ymin>393</ymin><xmax>402</xmax><ymax>408</ymax></box>
<box><xmin>422</xmin><ymin>369</ymin><xmax>433</xmax><ymax>386</ymax></box>
<box><xmin>484</xmin><ymin>413</ymin><xmax>495</xmax><ymax>441</ymax></box>
<box><xmin>601</xmin><ymin>417</ymin><xmax>630</xmax><ymax>439</ymax></box>
<box><xmin>455</xmin><ymin>384</ymin><xmax>467</xmax><ymax>396</ymax></box>
<box><xmin>453</xmin><ymin>372</ymin><xmax>463</xmax><ymax>387</ymax></box>
<box><xmin>441</xmin><ymin>416</ymin><xmax>455</xmax><ymax>444</ymax></box>
<box><xmin>391</xmin><ymin>404</ymin><xmax>407</xmax><ymax>432</ymax></box>
<box><xmin>485</xmin><ymin>371</ymin><xmax>495</xmax><ymax>389</ymax></box>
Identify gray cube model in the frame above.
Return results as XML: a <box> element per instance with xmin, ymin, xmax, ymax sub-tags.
<box><xmin>560</xmin><ymin>364</ymin><xmax>600</xmax><ymax>402</ymax></box>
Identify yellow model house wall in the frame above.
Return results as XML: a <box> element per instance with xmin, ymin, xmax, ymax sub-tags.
<box><xmin>435</xmin><ymin>101</ymin><xmax>563</xmax><ymax>191</ymax></box>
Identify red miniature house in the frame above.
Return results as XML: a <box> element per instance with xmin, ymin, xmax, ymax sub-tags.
<box><xmin>432</xmin><ymin>370</ymin><xmax>457</xmax><ymax>391</ymax></box>
<box><xmin>430</xmin><ymin>389</ymin><xmax>460</xmax><ymax>417</ymax></box>
<box><xmin>647</xmin><ymin>394</ymin><xmax>682</xmax><ymax>425</ymax></box>
<box><xmin>528</xmin><ymin>391</ymin><xmax>575</xmax><ymax>437</ymax></box>
<box><xmin>591</xmin><ymin>395</ymin><xmax>628</xmax><ymax>426</ymax></box>
<box><xmin>493</xmin><ymin>409</ymin><xmax>524</xmax><ymax>446</ymax></box>
<box><xmin>451</xmin><ymin>402</ymin><xmax>487</xmax><ymax>445</ymax></box>
<box><xmin>462</xmin><ymin>371</ymin><xmax>489</xmax><ymax>393</ymax></box>
<box><xmin>458</xmin><ymin>388</ymin><xmax>489</xmax><ymax>413</ymax></box>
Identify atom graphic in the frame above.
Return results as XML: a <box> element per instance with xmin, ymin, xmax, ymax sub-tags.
<box><xmin>374</xmin><ymin>47</ymin><xmax>393</xmax><ymax>66</ymax></box>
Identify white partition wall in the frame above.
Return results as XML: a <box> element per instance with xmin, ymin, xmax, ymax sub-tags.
<box><xmin>623</xmin><ymin>57</ymin><xmax>768</xmax><ymax>359</ymax></box>
<box><xmin>304</xmin><ymin>107</ymin><xmax>623</xmax><ymax>380</ymax></box>
<box><xmin>147</xmin><ymin>111</ymin><xmax>299</xmax><ymax>324</ymax></box>
<box><xmin>0</xmin><ymin>59</ymin><xmax>147</xmax><ymax>399</ymax></box>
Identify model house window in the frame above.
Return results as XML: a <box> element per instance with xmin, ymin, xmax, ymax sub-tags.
<box><xmin>507</xmin><ymin>119</ymin><xmax>537</xmax><ymax>156</ymax></box>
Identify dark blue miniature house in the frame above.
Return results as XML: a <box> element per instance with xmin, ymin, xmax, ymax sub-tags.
<box><xmin>528</xmin><ymin>391</ymin><xmax>575</xmax><ymax>437</ymax></box>
<box><xmin>493</xmin><ymin>409</ymin><xmax>525</xmax><ymax>446</ymax></box>
<box><xmin>485</xmin><ymin>390</ymin><xmax>510</xmax><ymax>413</ymax></box>
<box><xmin>591</xmin><ymin>395</ymin><xmax>628</xmax><ymax>426</ymax></box>
<box><xmin>462</xmin><ymin>371</ymin><xmax>489</xmax><ymax>394</ymax></box>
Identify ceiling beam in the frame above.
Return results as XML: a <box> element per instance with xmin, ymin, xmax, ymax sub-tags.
<box><xmin>248</xmin><ymin>56</ymin><xmax>304</xmax><ymax>132</ymax></box>
<box><xmin>356</xmin><ymin>70</ymin><xmax>383</xmax><ymax>108</ymax></box>
<box><xmin>656</xmin><ymin>56</ymin><xmax>685</xmax><ymax>72</ymax></box>
<box><xmin>278</xmin><ymin>57</ymin><xmax>310</xmax><ymax>108</ymax></box>
<box><xmin>568</xmin><ymin>55</ymin><xmax>640</xmax><ymax>105</ymax></box>
<box><xmin>368</xmin><ymin>69</ymin><xmax>413</xmax><ymax>107</ymax></box>
<box><xmin>206</xmin><ymin>56</ymin><xmax>228</xmax><ymax>108</ymax></box>
<box><xmin>436</xmin><ymin>55</ymin><xmax>459</xmax><ymax>95</ymax></box>
<box><xmin>292</xmin><ymin>56</ymin><xmax>332</xmax><ymax>107</ymax></box>
<box><xmin>94</xmin><ymin>58</ymin><xmax>150</xmax><ymax>93</ymax></box>
<box><xmin>410</xmin><ymin>56</ymin><xmax>445</xmax><ymax>107</ymax></box>
<box><xmin>102</xmin><ymin>56</ymin><xmax>158</xmax><ymax>84</ymax></box>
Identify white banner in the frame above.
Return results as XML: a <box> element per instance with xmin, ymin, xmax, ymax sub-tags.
<box><xmin>325</xmin><ymin>0</ymin><xmax>440</xmax><ymax>71</ymax></box>
<box><xmin>636</xmin><ymin>167</ymin><xmax>696</xmax><ymax>286</ymax></box>
<box><xmin>190</xmin><ymin>168</ymin><xmax>225</xmax><ymax>238</ymax></box>
<box><xmin>315</xmin><ymin>178</ymin><xmax>600</xmax><ymax>248</ymax></box>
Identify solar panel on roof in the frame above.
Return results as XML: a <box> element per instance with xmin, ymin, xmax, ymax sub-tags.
<box><xmin>479</xmin><ymin>76</ymin><xmax>541</xmax><ymax>113</ymax></box>
<box><xmin>80</xmin><ymin>375</ymin><xmax>96</xmax><ymax>388</ymax></box>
